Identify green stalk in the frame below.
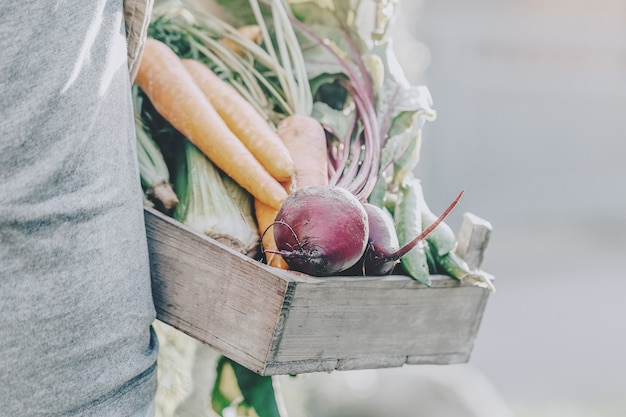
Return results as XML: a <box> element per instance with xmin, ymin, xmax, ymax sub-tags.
<box><xmin>174</xmin><ymin>142</ymin><xmax>259</xmax><ymax>256</ymax></box>
<box><xmin>150</xmin><ymin>3</ymin><xmax>297</xmax><ymax>120</ymax></box>
<box><xmin>133</xmin><ymin>88</ymin><xmax>178</xmax><ymax>210</ymax></box>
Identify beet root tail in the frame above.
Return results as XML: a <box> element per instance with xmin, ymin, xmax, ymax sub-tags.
<box><xmin>390</xmin><ymin>190</ymin><xmax>464</xmax><ymax>261</ymax></box>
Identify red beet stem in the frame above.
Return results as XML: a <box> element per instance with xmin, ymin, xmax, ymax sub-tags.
<box><xmin>388</xmin><ymin>190</ymin><xmax>464</xmax><ymax>261</ymax></box>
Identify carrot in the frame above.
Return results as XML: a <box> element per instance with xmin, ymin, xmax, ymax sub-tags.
<box><xmin>277</xmin><ymin>114</ymin><xmax>328</xmax><ymax>189</ymax></box>
<box><xmin>255</xmin><ymin>114</ymin><xmax>329</xmax><ymax>269</ymax></box>
<box><xmin>255</xmin><ymin>198</ymin><xmax>290</xmax><ymax>269</ymax></box>
<box><xmin>219</xmin><ymin>25</ymin><xmax>263</xmax><ymax>56</ymax></box>
<box><xmin>135</xmin><ymin>38</ymin><xmax>287</xmax><ymax>210</ymax></box>
<box><xmin>181</xmin><ymin>59</ymin><xmax>296</xmax><ymax>182</ymax></box>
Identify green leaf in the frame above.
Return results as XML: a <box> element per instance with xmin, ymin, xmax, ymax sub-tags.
<box><xmin>435</xmin><ymin>251</ymin><xmax>472</xmax><ymax>280</ymax></box>
<box><xmin>211</xmin><ymin>357</ymin><xmax>285</xmax><ymax>417</ymax></box>
<box><xmin>391</xmin><ymin>128</ymin><xmax>422</xmax><ymax>186</ymax></box>
<box><xmin>215</xmin><ymin>0</ymin><xmax>260</xmax><ymax>25</ymax></box>
<box><xmin>310</xmin><ymin>74</ymin><xmax>348</xmax><ymax>110</ymax></box>
<box><xmin>290</xmin><ymin>0</ymin><xmax>363</xmax><ymax>36</ymax></box>
<box><xmin>289</xmin><ymin>1</ymin><xmax>367</xmax><ymax>80</ymax></box>
<box><xmin>407</xmin><ymin>179</ymin><xmax>457</xmax><ymax>257</ymax></box>
<box><xmin>297</xmin><ymin>25</ymin><xmax>355</xmax><ymax>79</ymax></box>
<box><xmin>380</xmin><ymin>111</ymin><xmax>420</xmax><ymax>176</ymax></box>
<box><xmin>367</xmin><ymin>175</ymin><xmax>388</xmax><ymax>208</ymax></box>
<box><xmin>371</xmin><ymin>40</ymin><xmax>436</xmax><ymax>131</ymax></box>
<box><xmin>421</xmin><ymin>209</ymin><xmax>457</xmax><ymax>257</ymax></box>
<box><xmin>211</xmin><ymin>357</ymin><xmax>244</xmax><ymax>416</ymax></box>
<box><xmin>232</xmin><ymin>360</ymin><xmax>283</xmax><ymax>417</ymax></box>
<box><xmin>311</xmin><ymin>101</ymin><xmax>351</xmax><ymax>140</ymax></box>
<box><xmin>424</xmin><ymin>240</ymin><xmax>438</xmax><ymax>274</ymax></box>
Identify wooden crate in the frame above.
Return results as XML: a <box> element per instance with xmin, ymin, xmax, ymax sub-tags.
<box><xmin>144</xmin><ymin>207</ymin><xmax>493</xmax><ymax>376</ymax></box>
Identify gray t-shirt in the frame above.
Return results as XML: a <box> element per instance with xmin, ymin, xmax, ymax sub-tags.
<box><xmin>0</xmin><ymin>1</ymin><xmax>158</xmax><ymax>415</ymax></box>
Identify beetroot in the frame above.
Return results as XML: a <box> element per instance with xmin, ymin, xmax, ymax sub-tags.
<box><xmin>270</xmin><ymin>185</ymin><xmax>369</xmax><ymax>276</ymax></box>
<box><xmin>361</xmin><ymin>203</ymin><xmax>401</xmax><ymax>275</ymax></box>
<box><xmin>346</xmin><ymin>191</ymin><xmax>464</xmax><ymax>276</ymax></box>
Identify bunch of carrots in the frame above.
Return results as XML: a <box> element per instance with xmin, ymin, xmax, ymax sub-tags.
<box><xmin>135</xmin><ymin>36</ymin><xmax>327</xmax><ymax>269</ymax></box>
<box><xmin>137</xmin><ymin>37</ymin><xmax>290</xmax><ymax>211</ymax></box>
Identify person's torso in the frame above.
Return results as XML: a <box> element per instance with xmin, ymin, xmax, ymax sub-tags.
<box><xmin>0</xmin><ymin>1</ymin><xmax>158</xmax><ymax>415</ymax></box>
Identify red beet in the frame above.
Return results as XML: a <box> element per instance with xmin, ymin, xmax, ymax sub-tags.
<box><xmin>347</xmin><ymin>191</ymin><xmax>464</xmax><ymax>276</ymax></box>
<box><xmin>270</xmin><ymin>185</ymin><xmax>369</xmax><ymax>276</ymax></box>
<box><xmin>361</xmin><ymin>203</ymin><xmax>401</xmax><ymax>275</ymax></box>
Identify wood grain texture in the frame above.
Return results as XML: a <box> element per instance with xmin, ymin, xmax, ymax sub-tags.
<box><xmin>265</xmin><ymin>276</ymin><xmax>490</xmax><ymax>374</ymax></box>
<box><xmin>455</xmin><ymin>212</ymin><xmax>493</xmax><ymax>270</ymax></box>
<box><xmin>145</xmin><ymin>207</ymin><xmax>293</xmax><ymax>373</ymax></box>
<box><xmin>144</xmin><ymin>207</ymin><xmax>493</xmax><ymax>375</ymax></box>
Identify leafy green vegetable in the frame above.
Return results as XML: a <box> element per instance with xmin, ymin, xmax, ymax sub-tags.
<box><xmin>380</xmin><ymin>111</ymin><xmax>420</xmax><ymax>178</ymax></box>
<box><xmin>369</xmin><ymin>40</ymin><xmax>436</xmax><ymax>188</ymax></box>
<box><xmin>434</xmin><ymin>250</ymin><xmax>496</xmax><ymax>292</ymax></box>
<box><xmin>133</xmin><ymin>87</ymin><xmax>179</xmax><ymax>211</ymax></box>
<box><xmin>211</xmin><ymin>357</ymin><xmax>285</xmax><ymax>417</ymax></box>
<box><xmin>370</xmin><ymin>40</ymin><xmax>436</xmax><ymax>131</ymax></box>
<box><xmin>174</xmin><ymin>142</ymin><xmax>259</xmax><ymax>256</ymax></box>
<box><xmin>394</xmin><ymin>177</ymin><xmax>430</xmax><ymax>285</ymax></box>
<box><xmin>407</xmin><ymin>175</ymin><xmax>457</xmax><ymax>257</ymax></box>
<box><xmin>284</xmin><ymin>0</ymin><xmax>437</xmax><ymax>202</ymax></box>
<box><xmin>215</xmin><ymin>0</ymin><xmax>259</xmax><ymax>25</ymax></box>
<box><xmin>367</xmin><ymin>175</ymin><xmax>388</xmax><ymax>208</ymax></box>
<box><xmin>232</xmin><ymin>360</ymin><xmax>284</xmax><ymax>417</ymax></box>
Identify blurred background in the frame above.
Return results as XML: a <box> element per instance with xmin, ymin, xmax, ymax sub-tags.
<box><xmin>280</xmin><ymin>0</ymin><xmax>626</xmax><ymax>416</ymax></box>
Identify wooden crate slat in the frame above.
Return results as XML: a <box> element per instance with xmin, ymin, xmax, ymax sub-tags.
<box><xmin>455</xmin><ymin>212</ymin><xmax>493</xmax><ymax>270</ymax></box>
<box><xmin>265</xmin><ymin>277</ymin><xmax>488</xmax><ymax>373</ymax></box>
<box><xmin>145</xmin><ymin>208</ymin><xmax>291</xmax><ymax>373</ymax></box>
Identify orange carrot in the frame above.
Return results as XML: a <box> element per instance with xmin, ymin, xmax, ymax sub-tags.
<box><xmin>255</xmin><ymin>198</ymin><xmax>290</xmax><ymax>269</ymax></box>
<box><xmin>181</xmin><ymin>59</ymin><xmax>296</xmax><ymax>182</ymax></box>
<box><xmin>277</xmin><ymin>115</ymin><xmax>328</xmax><ymax>189</ymax></box>
<box><xmin>219</xmin><ymin>25</ymin><xmax>263</xmax><ymax>56</ymax></box>
<box><xmin>135</xmin><ymin>38</ymin><xmax>287</xmax><ymax>210</ymax></box>
<box><xmin>256</xmin><ymin>114</ymin><xmax>329</xmax><ymax>269</ymax></box>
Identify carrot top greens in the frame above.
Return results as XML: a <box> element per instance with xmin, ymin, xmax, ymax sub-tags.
<box><xmin>218</xmin><ymin>0</ymin><xmax>436</xmax><ymax>202</ymax></box>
